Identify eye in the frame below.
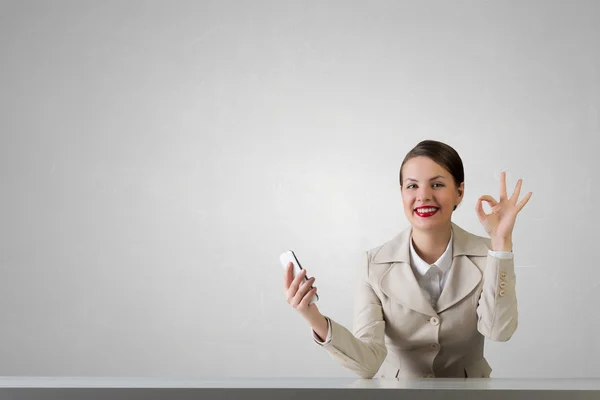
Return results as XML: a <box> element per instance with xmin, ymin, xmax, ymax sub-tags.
<box><xmin>432</xmin><ymin>183</ymin><xmax>444</xmax><ymax>188</ymax></box>
<box><xmin>406</xmin><ymin>184</ymin><xmax>417</xmax><ymax>189</ymax></box>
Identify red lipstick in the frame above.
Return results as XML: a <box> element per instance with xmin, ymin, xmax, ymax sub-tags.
<box><xmin>414</xmin><ymin>206</ymin><xmax>439</xmax><ymax>218</ymax></box>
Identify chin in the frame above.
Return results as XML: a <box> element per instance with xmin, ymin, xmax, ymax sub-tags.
<box><xmin>410</xmin><ymin>216</ymin><xmax>447</xmax><ymax>231</ymax></box>
<box><xmin>413</xmin><ymin>221</ymin><xmax>441</xmax><ymax>231</ymax></box>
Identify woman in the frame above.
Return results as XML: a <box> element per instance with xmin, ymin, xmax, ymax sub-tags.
<box><xmin>283</xmin><ymin>140</ymin><xmax>532</xmax><ymax>379</ymax></box>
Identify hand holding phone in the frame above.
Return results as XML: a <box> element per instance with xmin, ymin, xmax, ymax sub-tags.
<box><xmin>281</xmin><ymin>250</ymin><xmax>319</xmax><ymax>306</ymax></box>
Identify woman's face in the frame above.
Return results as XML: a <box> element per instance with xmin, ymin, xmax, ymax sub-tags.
<box><xmin>400</xmin><ymin>156</ymin><xmax>464</xmax><ymax>232</ymax></box>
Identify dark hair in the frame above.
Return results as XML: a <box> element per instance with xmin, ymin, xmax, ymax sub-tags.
<box><xmin>399</xmin><ymin>140</ymin><xmax>464</xmax><ymax>188</ymax></box>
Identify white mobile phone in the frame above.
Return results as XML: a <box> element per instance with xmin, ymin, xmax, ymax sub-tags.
<box><xmin>280</xmin><ymin>250</ymin><xmax>319</xmax><ymax>305</ymax></box>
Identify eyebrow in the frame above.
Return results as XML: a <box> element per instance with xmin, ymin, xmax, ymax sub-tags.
<box><xmin>405</xmin><ymin>175</ymin><xmax>446</xmax><ymax>182</ymax></box>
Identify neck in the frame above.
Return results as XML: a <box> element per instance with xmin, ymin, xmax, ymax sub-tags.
<box><xmin>411</xmin><ymin>224</ymin><xmax>452</xmax><ymax>264</ymax></box>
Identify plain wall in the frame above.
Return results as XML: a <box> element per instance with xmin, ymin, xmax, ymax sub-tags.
<box><xmin>0</xmin><ymin>0</ymin><xmax>599</xmax><ymax>378</ymax></box>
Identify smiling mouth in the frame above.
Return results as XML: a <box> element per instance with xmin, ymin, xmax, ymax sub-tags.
<box><xmin>414</xmin><ymin>207</ymin><xmax>439</xmax><ymax>217</ymax></box>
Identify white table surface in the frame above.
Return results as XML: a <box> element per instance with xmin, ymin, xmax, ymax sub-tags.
<box><xmin>0</xmin><ymin>377</ymin><xmax>599</xmax><ymax>390</ymax></box>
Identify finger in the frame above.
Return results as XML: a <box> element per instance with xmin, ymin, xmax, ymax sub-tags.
<box><xmin>294</xmin><ymin>277</ymin><xmax>315</xmax><ymax>304</ymax></box>
<box><xmin>475</xmin><ymin>197</ymin><xmax>488</xmax><ymax>222</ymax></box>
<box><xmin>476</xmin><ymin>195</ymin><xmax>499</xmax><ymax>221</ymax></box>
<box><xmin>516</xmin><ymin>191</ymin><xmax>533</xmax><ymax>212</ymax></box>
<box><xmin>299</xmin><ymin>287</ymin><xmax>318</xmax><ymax>309</ymax></box>
<box><xmin>292</xmin><ymin>277</ymin><xmax>315</xmax><ymax>306</ymax></box>
<box><xmin>499</xmin><ymin>171</ymin><xmax>507</xmax><ymax>200</ymax></box>
<box><xmin>292</xmin><ymin>268</ymin><xmax>307</xmax><ymax>289</ymax></box>
<box><xmin>283</xmin><ymin>262</ymin><xmax>293</xmax><ymax>290</ymax></box>
<box><xmin>510</xmin><ymin>179</ymin><xmax>523</xmax><ymax>204</ymax></box>
<box><xmin>475</xmin><ymin>199</ymin><xmax>487</xmax><ymax>222</ymax></box>
<box><xmin>478</xmin><ymin>195</ymin><xmax>498</xmax><ymax>208</ymax></box>
<box><xmin>285</xmin><ymin>268</ymin><xmax>306</xmax><ymax>302</ymax></box>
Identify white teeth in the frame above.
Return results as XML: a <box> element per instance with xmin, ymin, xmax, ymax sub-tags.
<box><xmin>417</xmin><ymin>208</ymin><xmax>437</xmax><ymax>213</ymax></box>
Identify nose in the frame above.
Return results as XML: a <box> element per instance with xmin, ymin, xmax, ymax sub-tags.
<box><xmin>417</xmin><ymin>186</ymin><xmax>432</xmax><ymax>202</ymax></box>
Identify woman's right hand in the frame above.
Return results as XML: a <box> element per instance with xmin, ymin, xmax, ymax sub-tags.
<box><xmin>283</xmin><ymin>262</ymin><xmax>319</xmax><ymax>316</ymax></box>
<box><xmin>283</xmin><ymin>263</ymin><xmax>329</xmax><ymax>341</ymax></box>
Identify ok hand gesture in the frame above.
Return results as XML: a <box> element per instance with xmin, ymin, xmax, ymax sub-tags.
<box><xmin>476</xmin><ymin>171</ymin><xmax>532</xmax><ymax>250</ymax></box>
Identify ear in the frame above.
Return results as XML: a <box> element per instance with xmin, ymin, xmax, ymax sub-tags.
<box><xmin>457</xmin><ymin>182</ymin><xmax>465</xmax><ymax>205</ymax></box>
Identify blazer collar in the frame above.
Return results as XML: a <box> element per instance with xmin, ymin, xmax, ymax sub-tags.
<box><xmin>372</xmin><ymin>222</ymin><xmax>489</xmax><ymax>264</ymax></box>
<box><xmin>374</xmin><ymin>222</ymin><xmax>488</xmax><ymax>316</ymax></box>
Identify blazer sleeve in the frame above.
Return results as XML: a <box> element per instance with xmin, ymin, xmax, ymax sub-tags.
<box><xmin>313</xmin><ymin>251</ymin><xmax>387</xmax><ymax>379</ymax></box>
<box><xmin>476</xmin><ymin>253</ymin><xmax>518</xmax><ymax>341</ymax></box>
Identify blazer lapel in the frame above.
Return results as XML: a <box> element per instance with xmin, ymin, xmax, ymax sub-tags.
<box><xmin>379</xmin><ymin>262</ymin><xmax>438</xmax><ymax>317</ymax></box>
<box><xmin>373</xmin><ymin>226</ymin><xmax>437</xmax><ymax>317</ymax></box>
<box><xmin>372</xmin><ymin>222</ymin><xmax>489</xmax><ymax>317</ymax></box>
<box><xmin>436</xmin><ymin>223</ymin><xmax>489</xmax><ymax>313</ymax></box>
<box><xmin>435</xmin><ymin>255</ymin><xmax>481</xmax><ymax>313</ymax></box>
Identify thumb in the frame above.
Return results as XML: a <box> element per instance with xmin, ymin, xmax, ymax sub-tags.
<box><xmin>475</xmin><ymin>197</ymin><xmax>488</xmax><ymax>222</ymax></box>
<box><xmin>283</xmin><ymin>262</ymin><xmax>293</xmax><ymax>289</ymax></box>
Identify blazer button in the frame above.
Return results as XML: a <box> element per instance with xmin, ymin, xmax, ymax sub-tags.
<box><xmin>500</xmin><ymin>272</ymin><xmax>507</xmax><ymax>280</ymax></box>
<box><xmin>500</xmin><ymin>281</ymin><xmax>506</xmax><ymax>288</ymax></box>
<box><xmin>430</xmin><ymin>343</ymin><xmax>440</xmax><ymax>350</ymax></box>
<box><xmin>499</xmin><ymin>289</ymin><xmax>506</xmax><ymax>297</ymax></box>
<box><xmin>430</xmin><ymin>317</ymin><xmax>440</xmax><ymax>326</ymax></box>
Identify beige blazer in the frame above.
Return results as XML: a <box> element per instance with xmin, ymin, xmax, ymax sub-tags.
<box><xmin>317</xmin><ymin>222</ymin><xmax>518</xmax><ymax>379</ymax></box>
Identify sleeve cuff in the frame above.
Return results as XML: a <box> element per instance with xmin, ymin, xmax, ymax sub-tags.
<box><xmin>488</xmin><ymin>250</ymin><xmax>513</xmax><ymax>259</ymax></box>
<box><xmin>312</xmin><ymin>317</ymin><xmax>332</xmax><ymax>345</ymax></box>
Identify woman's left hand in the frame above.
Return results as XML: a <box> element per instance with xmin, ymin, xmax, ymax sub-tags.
<box><xmin>476</xmin><ymin>171</ymin><xmax>532</xmax><ymax>250</ymax></box>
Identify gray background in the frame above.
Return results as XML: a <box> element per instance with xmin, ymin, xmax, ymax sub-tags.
<box><xmin>0</xmin><ymin>0</ymin><xmax>598</xmax><ymax>379</ymax></box>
